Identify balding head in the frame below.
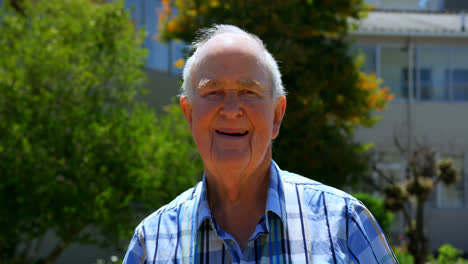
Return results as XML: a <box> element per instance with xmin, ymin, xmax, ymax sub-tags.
<box><xmin>181</xmin><ymin>25</ymin><xmax>285</xmax><ymax>101</ymax></box>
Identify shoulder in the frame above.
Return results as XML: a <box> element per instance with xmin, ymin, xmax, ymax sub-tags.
<box><xmin>123</xmin><ymin>183</ymin><xmax>202</xmax><ymax>263</ymax></box>
<box><xmin>277</xmin><ymin>167</ymin><xmax>364</xmax><ymax>212</ymax></box>
<box><xmin>135</xmin><ymin>182</ymin><xmax>202</xmax><ymax>234</ymax></box>
<box><xmin>279</xmin><ymin>168</ymin><xmax>358</xmax><ymax>201</ymax></box>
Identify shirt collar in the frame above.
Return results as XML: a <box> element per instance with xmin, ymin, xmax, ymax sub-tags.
<box><xmin>196</xmin><ymin>173</ymin><xmax>212</xmax><ymax>230</ymax></box>
<box><xmin>196</xmin><ymin>160</ymin><xmax>285</xmax><ymax>231</ymax></box>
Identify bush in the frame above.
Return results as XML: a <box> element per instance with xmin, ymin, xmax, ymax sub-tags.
<box><xmin>394</xmin><ymin>247</ymin><xmax>414</xmax><ymax>264</ymax></box>
<box><xmin>431</xmin><ymin>244</ymin><xmax>468</xmax><ymax>264</ymax></box>
<box><xmin>0</xmin><ymin>1</ymin><xmax>202</xmax><ymax>263</ymax></box>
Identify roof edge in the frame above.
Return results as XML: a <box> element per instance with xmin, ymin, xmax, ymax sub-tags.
<box><xmin>350</xmin><ymin>30</ymin><xmax>468</xmax><ymax>38</ymax></box>
<box><xmin>370</xmin><ymin>8</ymin><xmax>464</xmax><ymax>14</ymax></box>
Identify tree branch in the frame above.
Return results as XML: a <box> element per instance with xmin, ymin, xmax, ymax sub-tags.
<box><xmin>394</xmin><ymin>136</ymin><xmax>407</xmax><ymax>156</ymax></box>
<box><xmin>364</xmin><ymin>174</ymin><xmax>384</xmax><ymax>192</ymax></box>
<box><xmin>371</xmin><ymin>164</ymin><xmax>396</xmax><ymax>186</ymax></box>
<box><xmin>401</xmin><ymin>203</ymin><xmax>413</xmax><ymax>229</ymax></box>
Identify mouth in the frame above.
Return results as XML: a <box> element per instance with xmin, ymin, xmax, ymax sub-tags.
<box><xmin>215</xmin><ymin>130</ymin><xmax>249</xmax><ymax>137</ymax></box>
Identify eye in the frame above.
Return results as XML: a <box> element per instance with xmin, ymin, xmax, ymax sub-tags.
<box><xmin>241</xmin><ymin>89</ymin><xmax>257</xmax><ymax>96</ymax></box>
<box><xmin>203</xmin><ymin>90</ymin><xmax>223</xmax><ymax>97</ymax></box>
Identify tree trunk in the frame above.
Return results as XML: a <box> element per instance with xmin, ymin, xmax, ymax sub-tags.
<box><xmin>413</xmin><ymin>197</ymin><xmax>428</xmax><ymax>264</ymax></box>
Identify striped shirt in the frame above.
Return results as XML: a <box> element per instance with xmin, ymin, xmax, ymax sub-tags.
<box><xmin>123</xmin><ymin>161</ymin><xmax>398</xmax><ymax>264</ymax></box>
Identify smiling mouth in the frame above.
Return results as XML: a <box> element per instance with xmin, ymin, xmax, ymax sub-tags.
<box><xmin>216</xmin><ymin>130</ymin><xmax>249</xmax><ymax>137</ymax></box>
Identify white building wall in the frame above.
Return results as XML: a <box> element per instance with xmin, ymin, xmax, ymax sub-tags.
<box><xmin>352</xmin><ymin>32</ymin><xmax>468</xmax><ymax>252</ymax></box>
<box><xmin>366</xmin><ymin>0</ymin><xmax>444</xmax><ymax>10</ymax></box>
<box><xmin>355</xmin><ymin>102</ymin><xmax>468</xmax><ymax>154</ymax></box>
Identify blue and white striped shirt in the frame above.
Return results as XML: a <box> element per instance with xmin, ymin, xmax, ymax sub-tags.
<box><xmin>123</xmin><ymin>161</ymin><xmax>398</xmax><ymax>263</ymax></box>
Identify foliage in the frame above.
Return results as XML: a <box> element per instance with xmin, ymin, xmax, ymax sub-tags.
<box><xmin>394</xmin><ymin>247</ymin><xmax>414</xmax><ymax>264</ymax></box>
<box><xmin>370</xmin><ymin>141</ymin><xmax>460</xmax><ymax>264</ymax></box>
<box><xmin>396</xmin><ymin>244</ymin><xmax>468</xmax><ymax>264</ymax></box>
<box><xmin>156</xmin><ymin>0</ymin><xmax>392</xmax><ymax>188</ymax></box>
<box><xmin>353</xmin><ymin>192</ymin><xmax>394</xmax><ymax>234</ymax></box>
<box><xmin>0</xmin><ymin>1</ymin><xmax>202</xmax><ymax>263</ymax></box>
<box><xmin>431</xmin><ymin>244</ymin><xmax>468</xmax><ymax>264</ymax></box>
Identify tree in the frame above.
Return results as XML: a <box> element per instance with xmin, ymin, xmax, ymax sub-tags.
<box><xmin>431</xmin><ymin>244</ymin><xmax>468</xmax><ymax>264</ymax></box>
<box><xmin>157</xmin><ymin>0</ymin><xmax>392</xmax><ymax>188</ymax></box>
<box><xmin>0</xmin><ymin>1</ymin><xmax>202</xmax><ymax>263</ymax></box>
<box><xmin>369</xmin><ymin>140</ymin><xmax>460</xmax><ymax>264</ymax></box>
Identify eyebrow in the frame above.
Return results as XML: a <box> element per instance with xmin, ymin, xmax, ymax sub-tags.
<box><xmin>237</xmin><ymin>79</ymin><xmax>263</xmax><ymax>89</ymax></box>
<box><xmin>198</xmin><ymin>78</ymin><xmax>219</xmax><ymax>88</ymax></box>
<box><xmin>197</xmin><ymin>78</ymin><xmax>265</xmax><ymax>91</ymax></box>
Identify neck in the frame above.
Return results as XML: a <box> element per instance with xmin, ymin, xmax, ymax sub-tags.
<box><xmin>205</xmin><ymin>151</ymin><xmax>271</xmax><ymax>208</ymax></box>
<box><xmin>205</xmin><ymin>153</ymin><xmax>272</xmax><ymax>251</ymax></box>
<box><xmin>207</xmin><ymin>161</ymin><xmax>270</xmax><ymax>211</ymax></box>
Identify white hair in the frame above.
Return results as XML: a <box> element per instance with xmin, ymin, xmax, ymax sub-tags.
<box><xmin>181</xmin><ymin>24</ymin><xmax>286</xmax><ymax>101</ymax></box>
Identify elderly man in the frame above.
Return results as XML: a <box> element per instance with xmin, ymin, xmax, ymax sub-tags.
<box><xmin>123</xmin><ymin>25</ymin><xmax>398</xmax><ymax>264</ymax></box>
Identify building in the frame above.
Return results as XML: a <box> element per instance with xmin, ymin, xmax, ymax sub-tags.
<box><xmin>124</xmin><ymin>0</ymin><xmax>184</xmax><ymax>111</ymax></box>
<box><xmin>352</xmin><ymin>0</ymin><xmax>468</xmax><ymax>254</ymax></box>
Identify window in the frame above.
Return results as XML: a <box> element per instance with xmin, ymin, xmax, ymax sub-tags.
<box><xmin>451</xmin><ymin>48</ymin><xmax>468</xmax><ymax>101</ymax></box>
<box><xmin>452</xmin><ymin>70</ymin><xmax>468</xmax><ymax>101</ymax></box>
<box><xmin>357</xmin><ymin>46</ymin><xmax>377</xmax><ymax>75</ymax></box>
<box><xmin>417</xmin><ymin>47</ymin><xmax>450</xmax><ymax>101</ymax></box>
<box><xmin>380</xmin><ymin>47</ymin><xmax>409</xmax><ymax>99</ymax></box>
<box><xmin>419</xmin><ymin>69</ymin><xmax>434</xmax><ymax>99</ymax></box>
<box><xmin>401</xmin><ymin>68</ymin><xmax>434</xmax><ymax>100</ymax></box>
<box><xmin>357</xmin><ymin>45</ymin><xmax>468</xmax><ymax>102</ymax></box>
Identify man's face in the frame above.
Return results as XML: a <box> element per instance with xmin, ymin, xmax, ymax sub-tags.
<box><xmin>181</xmin><ymin>34</ymin><xmax>286</xmax><ymax>182</ymax></box>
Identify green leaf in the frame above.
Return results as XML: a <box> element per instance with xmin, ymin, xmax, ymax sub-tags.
<box><xmin>0</xmin><ymin>0</ymin><xmax>202</xmax><ymax>262</ymax></box>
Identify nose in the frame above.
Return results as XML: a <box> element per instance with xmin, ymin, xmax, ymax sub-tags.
<box><xmin>220</xmin><ymin>92</ymin><xmax>243</xmax><ymax>118</ymax></box>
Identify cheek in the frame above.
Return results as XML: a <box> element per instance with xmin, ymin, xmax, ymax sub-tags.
<box><xmin>191</xmin><ymin>123</ymin><xmax>211</xmax><ymax>163</ymax></box>
<box><xmin>192</xmin><ymin>99</ymin><xmax>219</xmax><ymax>119</ymax></box>
<box><xmin>191</xmin><ymin>101</ymin><xmax>215</xmax><ymax>127</ymax></box>
<box><xmin>191</xmin><ymin>114</ymin><xmax>210</xmax><ymax>144</ymax></box>
<box><xmin>191</xmin><ymin>103</ymin><xmax>217</xmax><ymax>149</ymax></box>
<box><xmin>249</xmin><ymin>108</ymin><xmax>275</xmax><ymax>142</ymax></box>
<box><xmin>249</xmin><ymin>103</ymin><xmax>275</xmax><ymax>127</ymax></box>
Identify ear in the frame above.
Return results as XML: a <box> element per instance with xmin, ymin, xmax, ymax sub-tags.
<box><xmin>180</xmin><ymin>96</ymin><xmax>193</xmax><ymax>131</ymax></box>
<box><xmin>272</xmin><ymin>96</ymin><xmax>286</xmax><ymax>139</ymax></box>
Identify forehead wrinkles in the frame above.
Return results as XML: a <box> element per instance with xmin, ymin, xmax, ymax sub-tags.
<box><xmin>194</xmin><ymin>55</ymin><xmax>271</xmax><ymax>96</ymax></box>
<box><xmin>194</xmin><ymin>52</ymin><xmax>271</xmax><ymax>92</ymax></box>
<box><xmin>190</xmin><ymin>34</ymin><xmax>273</xmax><ymax>95</ymax></box>
<box><xmin>198</xmin><ymin>52</ymin><xmax>264</xmax><ymax>74</ymax></box>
